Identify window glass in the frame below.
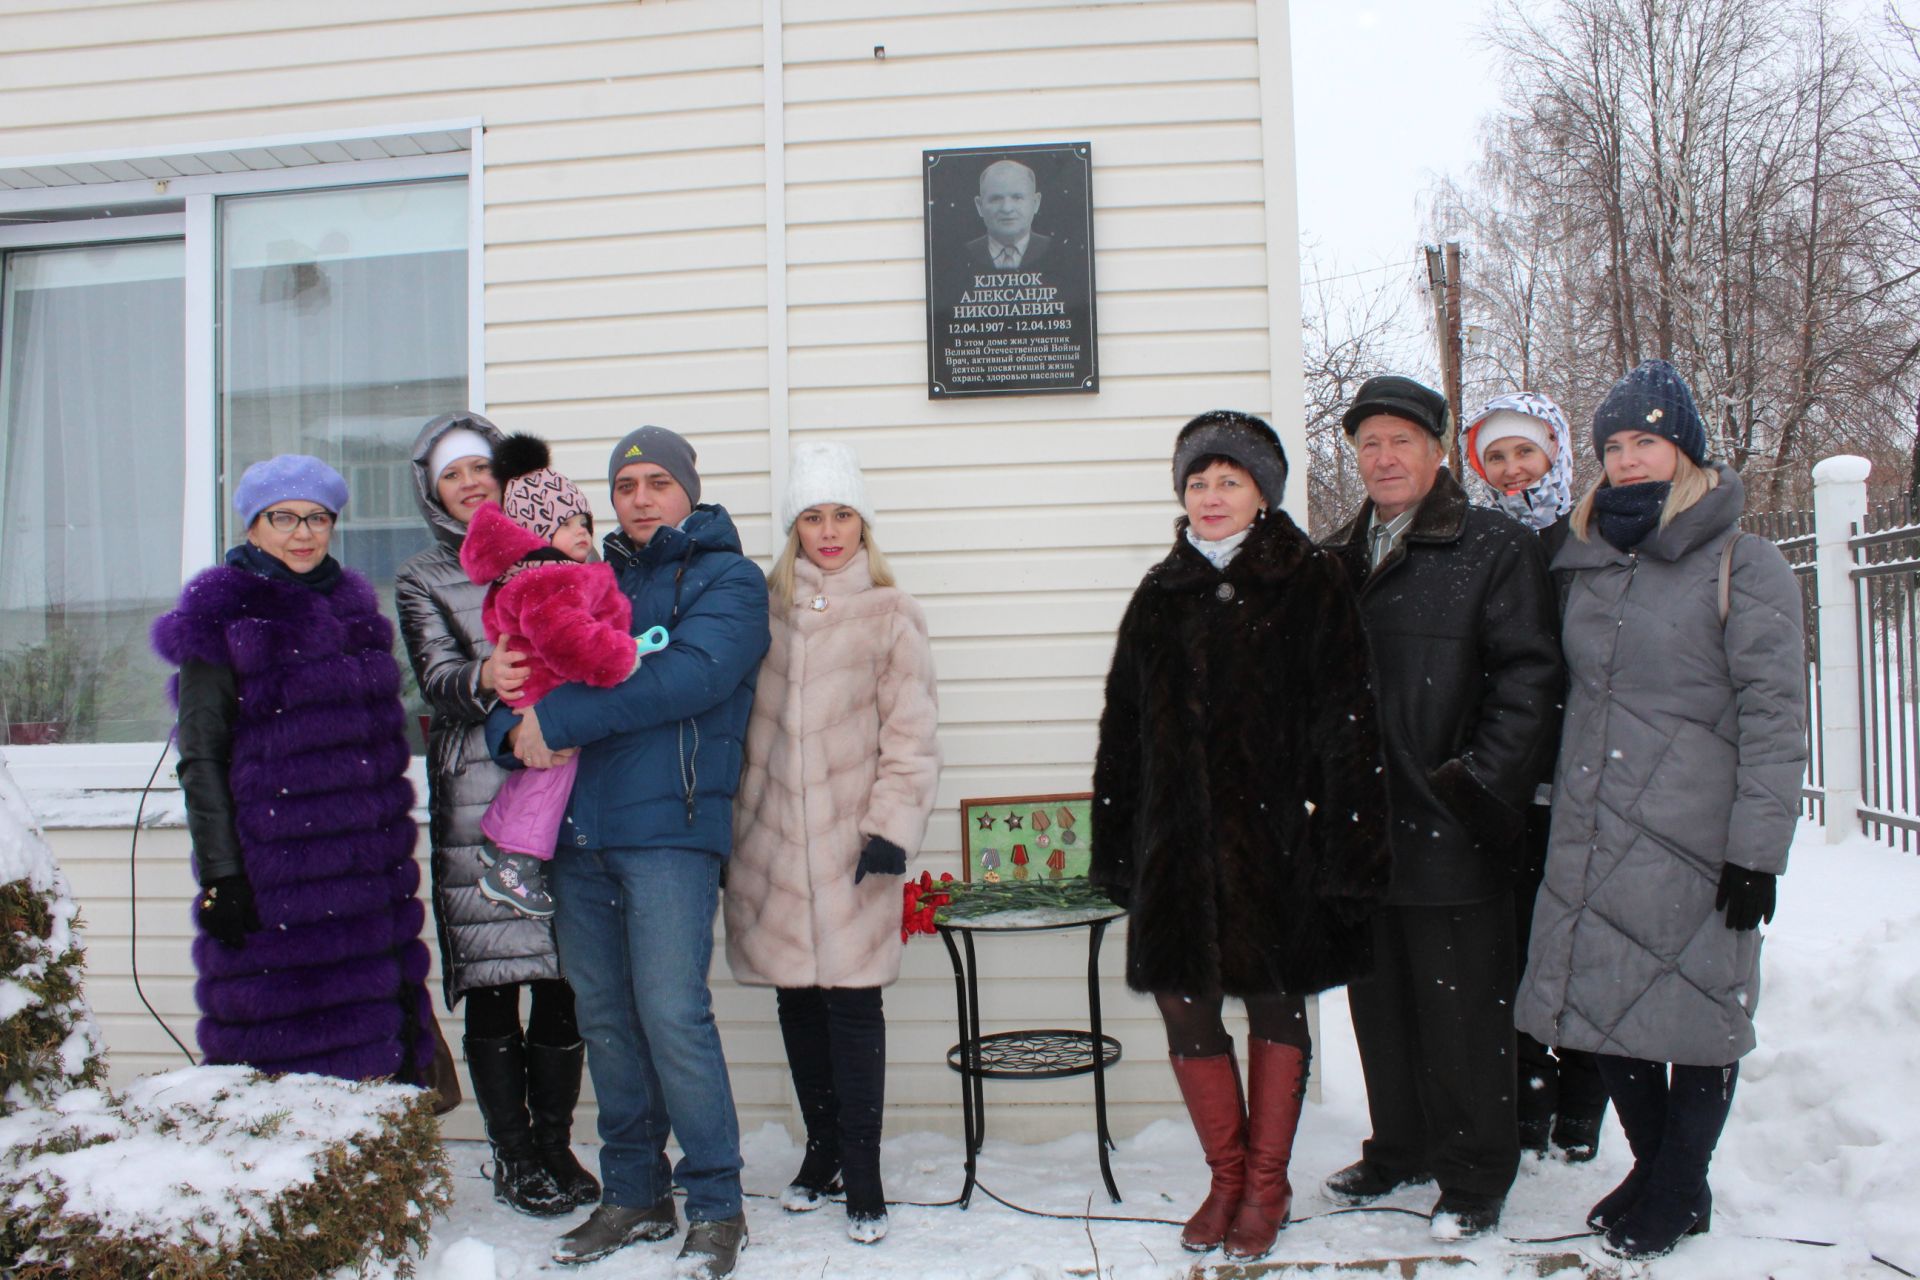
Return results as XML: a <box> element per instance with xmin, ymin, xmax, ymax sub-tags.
<box><xmin>0</xmin><ymin>239</ymin><xmax>184</xmax><ymax>743</ymax></box>
<box><xmin>219</xmin><ymin>179</ymin><xmax>468</xmax><ymax>746</ymax></box>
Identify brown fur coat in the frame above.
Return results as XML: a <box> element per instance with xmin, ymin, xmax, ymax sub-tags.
<box><xmin>726</xmin><ymin>549</ymin><xmax>940</xmax><ymax>988</ymax></box>
<box><xmin>1091</xmin><ymin>510</ymin><xmax>1391</xmax><ymax>997</ymax></box>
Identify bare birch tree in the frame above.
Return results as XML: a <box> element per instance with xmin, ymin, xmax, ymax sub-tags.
<box><xmin>1432</xmin><ymin>0</ymin><xmax>1919</xmax><ymax>508</ymax></box>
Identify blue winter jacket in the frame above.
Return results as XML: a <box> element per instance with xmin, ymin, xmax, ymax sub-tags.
<box><xmin>486</xmin><ymin>504</ymin><xmax>770</xmax><ymax>857</ymax></box>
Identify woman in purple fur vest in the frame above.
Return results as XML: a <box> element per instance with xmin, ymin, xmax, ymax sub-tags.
<box><xmin>152</xmin><ymin>454</ymin><xmax>437</xmax><ymax>1085</ymax></box>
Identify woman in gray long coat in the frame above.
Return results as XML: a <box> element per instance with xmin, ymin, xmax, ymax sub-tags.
<box><xmin>1515</xmin><ymin>362</ymin><xmax>1806</xmax><ymax>1262</ymax></box>
<box><xmin>395</xmin><ymin>412</ymin><xmax>593</xmax><ymax>1217</ymax></box>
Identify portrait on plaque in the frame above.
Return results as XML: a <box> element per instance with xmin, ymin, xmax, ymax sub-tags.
<box><xmin>923</xmin><ymin>142</ymin><xmax>1098</xmax><ymax>398</ymax></box>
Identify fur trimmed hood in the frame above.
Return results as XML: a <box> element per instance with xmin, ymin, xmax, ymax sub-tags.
<box><xmin>459</xmin><ymin>501</ymin><xmax>550</xmax><ymax>586</ymax></box>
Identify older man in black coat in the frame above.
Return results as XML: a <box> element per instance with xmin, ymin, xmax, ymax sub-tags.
<box><xmin>1320</xmin><ymin>376</ymin><xmax>1563</xmax><ymax>1240</ymax></box>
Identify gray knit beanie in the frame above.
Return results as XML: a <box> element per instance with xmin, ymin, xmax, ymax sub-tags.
<box><xmin>607</xmin><ymin>426</ymin><xmax>701</xmax><ymax>506</ymax></box>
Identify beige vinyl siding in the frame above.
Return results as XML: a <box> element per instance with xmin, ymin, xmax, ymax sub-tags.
<box><xmin>4</xmin><ymin>0</ymin><xmax>1302</xmax><ymax>1146</ymax></box>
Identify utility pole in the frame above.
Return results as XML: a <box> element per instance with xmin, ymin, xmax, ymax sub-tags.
<box><xmin>1423</xmin><ymin>243</ymin><xmax>1467</xmax><ymax>473</ymax></box>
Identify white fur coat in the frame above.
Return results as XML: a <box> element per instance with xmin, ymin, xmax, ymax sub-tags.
<box><xmin>725</xmin><ymin>549</ymin><xmax>940</xmax><ymax>988</ymax></box>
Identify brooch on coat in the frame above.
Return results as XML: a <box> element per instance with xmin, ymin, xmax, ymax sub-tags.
<box><xmin>808</xmin><ymin>595</ymin><xmax>829</xmax><ymax>612</ymax></box>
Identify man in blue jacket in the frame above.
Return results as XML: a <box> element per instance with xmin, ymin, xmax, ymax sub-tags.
<box><xmin>490</xmin><ymin>426</ymin><xmax>769</xmax><ymax>1278</ymax></box>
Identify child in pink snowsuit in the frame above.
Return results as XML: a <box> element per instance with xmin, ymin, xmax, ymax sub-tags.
<box><xmin>458</xmin><ymin>433</ymin><xmax>664</xmax><ymax>918</ymax></box>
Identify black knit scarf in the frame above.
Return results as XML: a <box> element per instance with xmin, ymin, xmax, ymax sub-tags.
<box><xmin>225</xmin><ymin>542</ymin><xmax>345</xmax><ymax>594</ymax></box>
<box><xmin>1592</xmin><ymin>481</ymin><xmax>1670</xmax><ymax>551</ymax></box>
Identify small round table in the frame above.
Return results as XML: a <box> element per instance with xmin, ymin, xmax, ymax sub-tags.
<box><xmin>934</xmin><ymin>903</ymin><xmax>1127</xmax><ymax>1208</ymax></box>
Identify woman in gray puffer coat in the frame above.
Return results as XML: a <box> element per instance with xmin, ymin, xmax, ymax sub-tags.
<box><xmin>395</xmin><ymin>412</ymin><xmax>593</xmax><ymax>1217</ymax></box>
<box><xmin>1515</xmin><ymin>361</ymin><xmax>1806</xmax><ymax>1263</ymax></box>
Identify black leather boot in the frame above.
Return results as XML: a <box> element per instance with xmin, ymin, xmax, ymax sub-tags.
<box><xmin>1516</xmin><ymin>1034</ymin><xmax>1558</xmax><ymax>1156</ymax></box>
<box><xmin>527</xmin><ymin>1038</ymin><xmax>600</xmax><ymax>1207</ymax></box>
<box><xmin>465</xmin><ymin>1033</ymin><xmax>572</xmax><ymax>1217</ymax></box>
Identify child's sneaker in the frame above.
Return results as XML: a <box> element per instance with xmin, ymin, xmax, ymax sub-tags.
<box><xmin>479</xmin><ymin>852</ymin><xmax>555</xmax><ymax>919</ymax></box>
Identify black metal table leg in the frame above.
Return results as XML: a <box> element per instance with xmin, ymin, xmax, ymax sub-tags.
<box><xmin>962</xmin><ymin>931</ymin><xmax>986</xmax><ymax>1153</ymax></box>
<box><xmin>938</xmin><ymin>925</ymin><xmax>978</xmax><ymax>1209</ymax></box>
<box><xmin>1087</xmin><ymin>918</ymin><xmax>1121</xmax><ymax>1202</ymax></box>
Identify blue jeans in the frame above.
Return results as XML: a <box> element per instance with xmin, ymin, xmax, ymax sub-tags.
<box><xmin>549</xmin><ymin>845</ymin><xmax>742</xmax><ymax>1219</ymax></box>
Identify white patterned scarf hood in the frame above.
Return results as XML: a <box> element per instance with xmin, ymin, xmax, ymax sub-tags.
<box><xmin>1464</xmin><ymin>390</ymin><xmax>1574</xmax><ymax>532</ymax></box>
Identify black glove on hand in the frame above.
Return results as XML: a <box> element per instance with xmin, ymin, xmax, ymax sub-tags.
<box><xmin>854</xmin><ymin>835</ymin><xmax>907</xmax><ymax>884</ymax></box>
<box><xmin>198</xmin><ymin>874</ymin><xmax>262</xmax><ymax>948</ymax></box>
<box><xmin>1093</xmin><ymin>879</ymin><xmax>1132</xmax><ymax>911</ymax></box>
<box><xmin>1714</xmin><ymin>864</ymin><xmax>1777</xmax><ymax>932</ymax></box>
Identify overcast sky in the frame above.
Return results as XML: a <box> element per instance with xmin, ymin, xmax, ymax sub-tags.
<box><xmin>1288</xmin><ymin>0</ymin><xmax>1505</xmax><ymax>284</ymax></box>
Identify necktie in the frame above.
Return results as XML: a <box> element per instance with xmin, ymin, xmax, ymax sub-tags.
<box><xmin>1370</xmin><ymin>524</ymin><xmax>1394</xmax><ymax>569</ymax></box>
<box><xmin>995</xmin><ymin>245</ymin><xmax>1020</xmax><ymax>269</ymax></box>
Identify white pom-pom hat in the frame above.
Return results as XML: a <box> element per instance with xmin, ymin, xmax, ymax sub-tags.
<box><xmin>780</xmin><ymin>441</ymin><xmax>876</xmax><ymax>533</ymax></box>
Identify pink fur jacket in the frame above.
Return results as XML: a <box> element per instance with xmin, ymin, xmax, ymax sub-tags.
<box><xmin>726</xmin><ymin>548</ymin><xmax>940</xmax><ymax>988</ymax></box>
<box><xmin>458</xmin><ymin>501</ymin><xmax>635</xmax><ymax>706</ymax></box>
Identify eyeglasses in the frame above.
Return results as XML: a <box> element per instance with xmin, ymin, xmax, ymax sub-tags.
<box><xmin>259</xmin><ymin>509</ymin><xmax>337</xmax><ymax>533</ymax></box>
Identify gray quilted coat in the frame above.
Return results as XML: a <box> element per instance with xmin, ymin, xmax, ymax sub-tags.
<box><xmin>395</xmin><ymin>413</ymin><xmax>562</xmax><ymax>1005</ymax></box>
<box><xmin>1516</xmin><ymin>465</ymin><xmax>1805</xmax><ymax>1065</ymax></box>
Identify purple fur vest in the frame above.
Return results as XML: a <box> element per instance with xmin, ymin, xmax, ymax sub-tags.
<box><xmin>152</xmin><ymin>565</ymin><xmax>434</xmax><ymax>1084</ymax></box>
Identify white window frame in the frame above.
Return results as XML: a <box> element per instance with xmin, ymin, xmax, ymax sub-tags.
<box><xmin>0</xmin><ymin>122</ymin><xmax>485</xmax><ymax>809</ymax></box>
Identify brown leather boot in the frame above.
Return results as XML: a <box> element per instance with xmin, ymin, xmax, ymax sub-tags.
<box><xmin>1223</xmin><ymin>1037</ymin><xmax>1307</xmax><ymax>1261</ymax></box>
<box><xmin>1168</xmin><ymin>1050</ymin><xmax>1247</xmax><ymax>1252</ymax></box>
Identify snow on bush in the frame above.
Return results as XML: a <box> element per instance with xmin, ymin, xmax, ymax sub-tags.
<box><xmin>0</xmin><ymin>758</ymin><xmax>105</xmax><ymax>1115</ymax></box>
<box><xmin>0</xmin><ymin>1066</ymin><xmax>451</xmax><ymax>1279</ymax></box>
<box><xmin>0</xmin><ymin>760</ymin><xmax>451</xmax><ymax>1277</ymax></box>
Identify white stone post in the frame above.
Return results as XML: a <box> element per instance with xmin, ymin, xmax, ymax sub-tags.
<box><xmin>1811</xmin><ymin>455</ymin><xmax>1872</xmax><ymax>842</ymax></box>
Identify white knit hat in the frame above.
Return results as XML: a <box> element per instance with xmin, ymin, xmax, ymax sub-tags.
<box><xmin>781</xmin><ymin>441</ymin><xmax>875</xmax><ymax>532</ymax></box>
<box><xmin>1470</xmin><ymin>409</ymin><xmax>1554</xmax><ymax>470</ymax></box>
<box><xmin>428</xmin><ymin>427</ymin><xmax>493</xmax><ymax>481</ymax></box>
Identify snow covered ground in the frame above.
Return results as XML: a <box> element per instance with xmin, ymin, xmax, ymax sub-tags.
<box><xmin>375</xmin><ymin>822</ymin><xmax>1920</xmax><ymax>1279</ymax></box>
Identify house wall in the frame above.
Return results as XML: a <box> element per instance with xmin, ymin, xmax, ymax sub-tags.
<box><xmin>0</xmin><ymin>0</ymin><xmax>1305</xmax><ymax>1145</ymax></box>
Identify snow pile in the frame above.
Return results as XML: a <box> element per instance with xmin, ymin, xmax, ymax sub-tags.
<box><xmin>0</xmin><ymin>757</ymin><xmax>104</xmax><ymax>1114</ymax></box>
<box><xmin>0</xmin><ymin>1064</ymin><xmax>450</xmax><ymax>1278</ymax></box>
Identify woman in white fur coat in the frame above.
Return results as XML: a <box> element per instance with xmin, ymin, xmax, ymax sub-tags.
<box><xmin>726</xmin><ymin>441</ymin><xmax>940</xmax><ymax>1245</ymax></box>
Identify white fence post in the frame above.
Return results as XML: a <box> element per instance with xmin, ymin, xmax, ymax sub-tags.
<box><xmin>1811</xmin><ymin>455</ymin><xmax>1871</xmax><ymax>842</ymax></box>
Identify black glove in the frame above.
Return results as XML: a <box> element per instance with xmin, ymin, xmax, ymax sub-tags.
<box><xmin>1714</xmin><ymin>864</ymin><xmax>1776</xmax><ymax>932</ymax></box>
<box><xmin>1093</xmin><ymin>878</ymin><xmax>1132</xmax><ymax>911</ymax></box>
<box><xmin>854</xmin><ymin>835</ymin><xmax>907</xmax><ymax>884</ymax></box>
<box><xmin>197</xmin><ymin>874</ymin><xmax>262</xmax><ymax>948</ymax></box>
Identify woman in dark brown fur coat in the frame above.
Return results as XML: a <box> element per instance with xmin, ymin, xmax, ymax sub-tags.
<box><xmin>1091</xmin><ymin>411</ymin><xmax>1392</xmax><ymax>1263</ymax></box>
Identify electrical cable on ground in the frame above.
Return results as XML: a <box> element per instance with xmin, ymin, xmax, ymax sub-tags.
<box><xmin>460</xmin><ymin>1154</ymin><xmax>1903</xmax><ymax>1268</ymax></box>
<box><xmin>129</xmin><ymin>728</ymin><xmax>196</xmax><ymax>1065</ymax></box>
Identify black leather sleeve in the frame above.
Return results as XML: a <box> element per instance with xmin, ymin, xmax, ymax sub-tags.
<box><xmin>175</xmin><ymin>659</ymin><xmax>245</xmax><ymax>886</ymax></box>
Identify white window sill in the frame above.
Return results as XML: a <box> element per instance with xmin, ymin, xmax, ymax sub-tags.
<box><xmin>2</xmin><ymin>744</ymin><xmax>429</xmax><ymax>829</ymax></box>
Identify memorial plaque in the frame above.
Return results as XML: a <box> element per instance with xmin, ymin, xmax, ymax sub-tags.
<box><xmin>923</xmin><ymin>142</ymin><xmax>1098</xmax><ymax>398</ymax></box>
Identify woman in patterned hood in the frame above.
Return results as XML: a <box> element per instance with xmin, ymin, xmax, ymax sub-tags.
<box><xmin>1462</xmin><ymin>391</ymin><xmax>1610</xmax><ymax>1164</ymax></box>
<box><xmin>152</xmin><ymin>454</ymin><xmax>437</xmax><ymax>1087</ymax></box>
<box><xmin>1464</xmin><ymin>390</ymin><xmax>1575</xmax><ymax>540</ymax></box>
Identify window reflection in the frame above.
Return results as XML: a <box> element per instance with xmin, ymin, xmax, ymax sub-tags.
<box><xmin>0</xmin><ymin>239</ymin><xmax>185</xmax><ymax>743</ymax></box>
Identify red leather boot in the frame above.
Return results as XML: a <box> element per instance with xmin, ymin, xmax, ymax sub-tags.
<box><xmin>1167</xmin><ymin>1051</ymin><xmax>1247</xmax><ymax>1252</ymax></box>
<box><xmin>1223</xmin><ymin>1037</ymin><xmax>1307</xmax><ymax>1260</ymax></box>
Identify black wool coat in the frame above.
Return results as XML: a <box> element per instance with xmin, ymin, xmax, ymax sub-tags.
<box><xmin>1323</xmin><ymin>470</ymin><xmax>1564</xmax><ymax>906</ymax></box>
<box><xmin>1090</xmin><ymin>509</ymin><xmax>1393</xmax><ymax>998</ymax></box>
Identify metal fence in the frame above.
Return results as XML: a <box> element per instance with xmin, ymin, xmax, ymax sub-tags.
<box><xmin>1851</xmin><ymin>496</ymin><xmax>1920</xmax><ymax>852</ymax></box>
<box><xmin>1743</xmin><ymin>508</ymin><xmax>1824</xmax><ymax>823</ymax></box>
